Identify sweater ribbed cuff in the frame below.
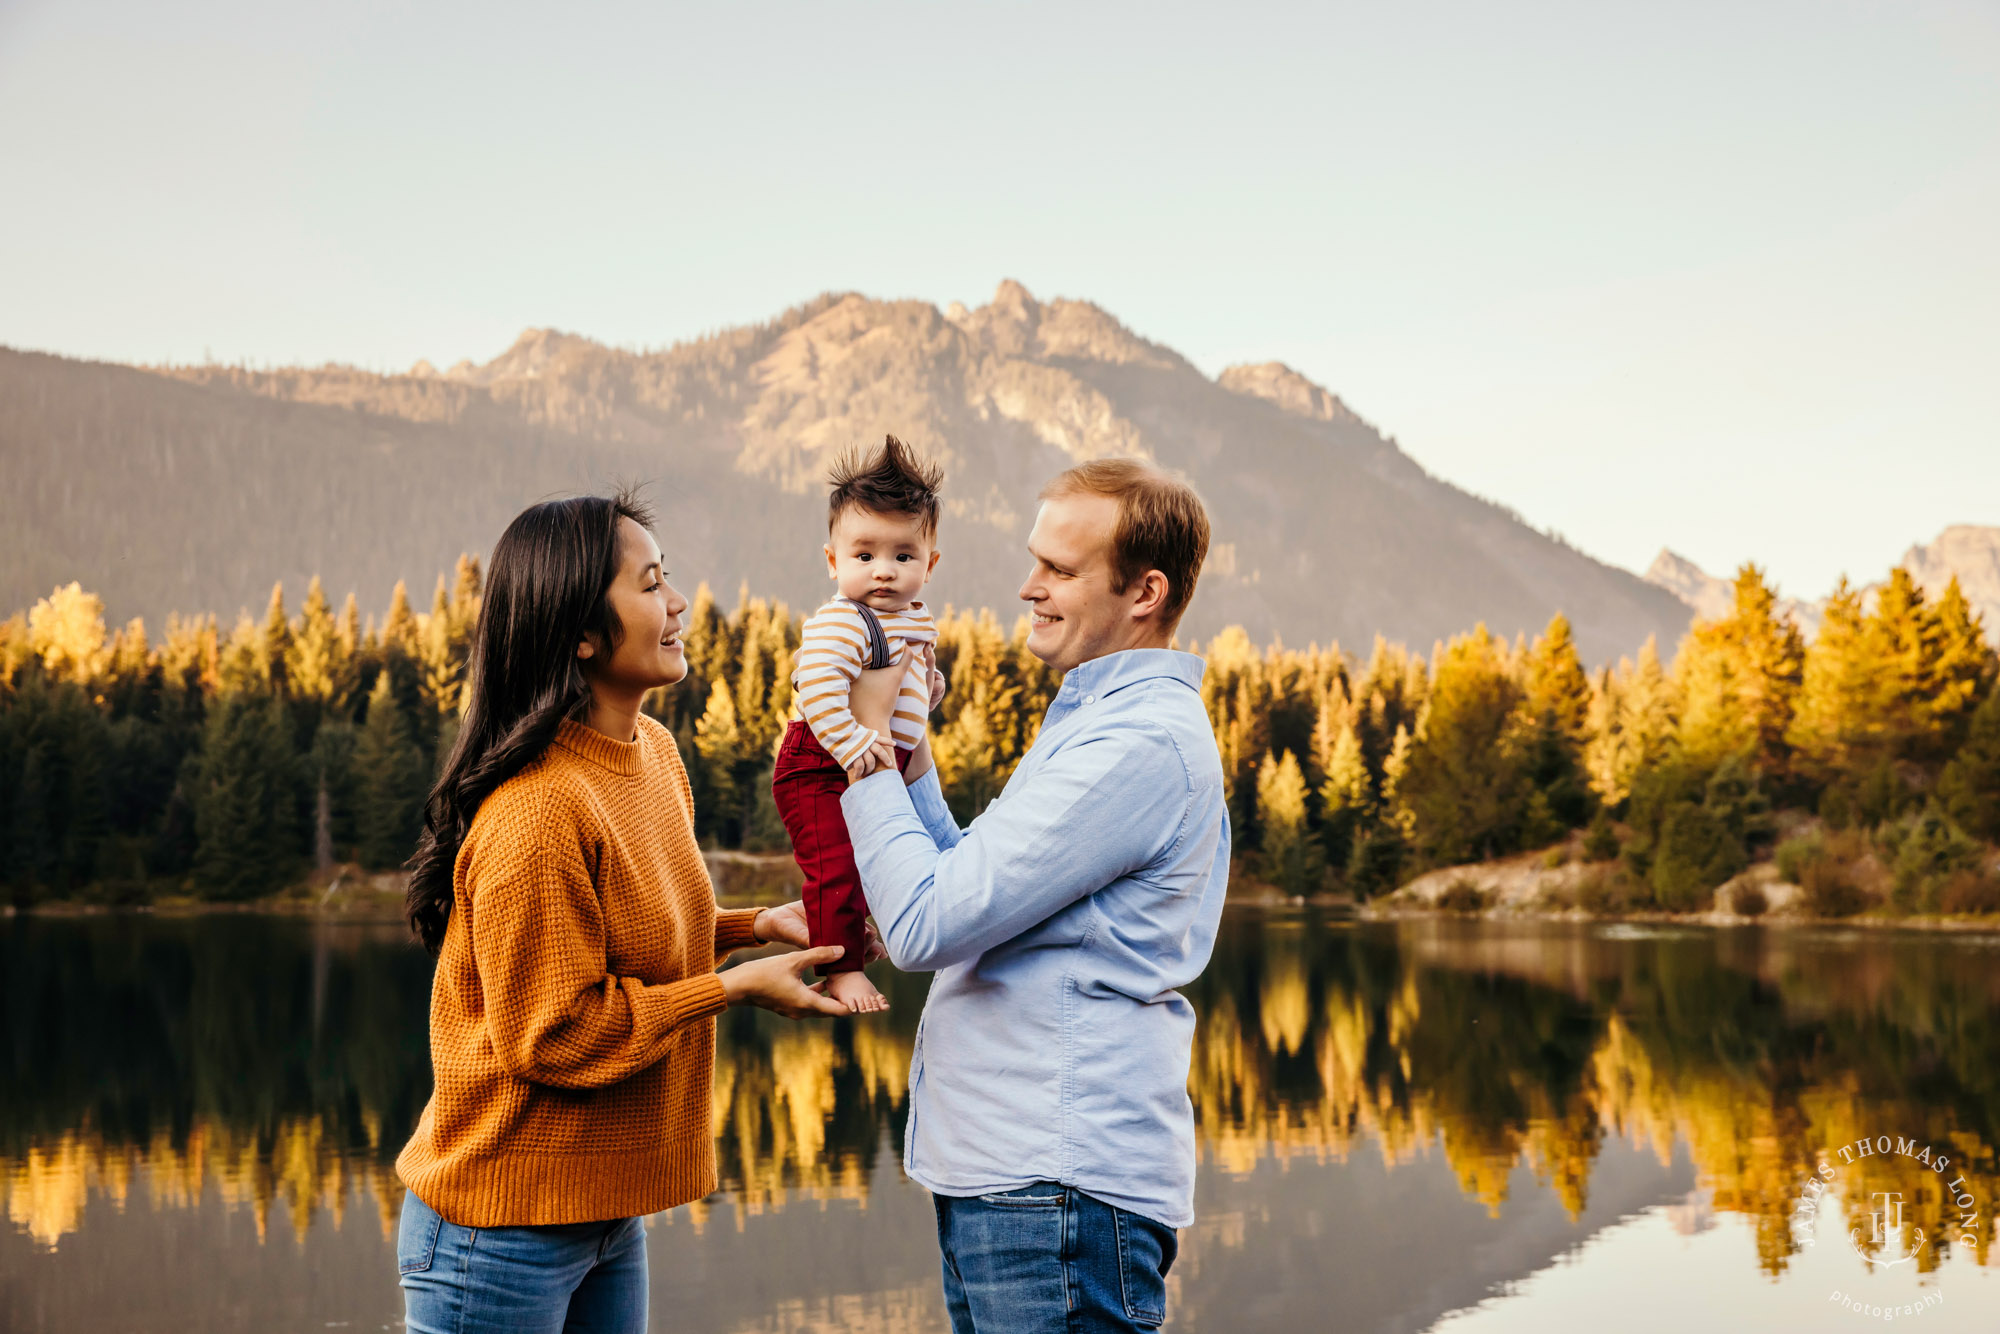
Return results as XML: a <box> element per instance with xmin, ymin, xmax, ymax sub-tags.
<box><xmin>713</xmin><ymin>908</ymin><xmax>763</xmax><ymax>955</ymax></box>
<box><xmin>661</xmin><ymin>971</ymin><xmax>730</xmax><ymax>1026</ymax></box>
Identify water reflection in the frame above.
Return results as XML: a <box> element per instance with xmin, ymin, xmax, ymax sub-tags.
<box><xmin>2</xmin><ymin>911</ymin><xmax>1996</xmax><ymax>1328</ymax></box>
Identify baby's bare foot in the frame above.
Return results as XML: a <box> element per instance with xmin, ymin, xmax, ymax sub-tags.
<box><xmin>825</xmin><ymin>970</ymin><xmax>889</xmax><ymax>1014</ymax></box>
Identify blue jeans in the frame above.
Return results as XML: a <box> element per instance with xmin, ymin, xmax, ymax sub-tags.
<box><xmin>397</xmin><ymin>1190</ymin><xmax>648</xmax><ymax>1334</ymax></box>
<box><xmin>934</xmin><ymin>1183</ymin><xmax>1178</xmax><ymax>1333</ymax></box>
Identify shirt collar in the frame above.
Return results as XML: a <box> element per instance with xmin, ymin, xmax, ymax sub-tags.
<box><xmin>1059</xmin><ymin>648</ymin><xmax>1205</xmax><ymax>701</ymax></box>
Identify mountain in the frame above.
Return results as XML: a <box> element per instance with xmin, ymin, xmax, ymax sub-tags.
<box><xmin>1</xmin><ymin>281</ymin><xmax>1694</xmax><ymax>661</ymax></box>
<box><xmin>1643</xmin><ymin>551</ymin><xmax>1825</xmax><ymax>638</ymax></box>
<box><xmin>1645</xmin><ymin>525</ymin><xmax>2000</xmax><ymax>643</ymax></box>
<box><xmin>1900</xmin><ymin>526</ymin><xmax>2000</xmax><ymax>633</ymax></box>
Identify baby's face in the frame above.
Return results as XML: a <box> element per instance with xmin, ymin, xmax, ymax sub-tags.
<box><xmin>825</xmin><ymin>506</ymin><xmax>940</xmax><ymax>611</ymax></box>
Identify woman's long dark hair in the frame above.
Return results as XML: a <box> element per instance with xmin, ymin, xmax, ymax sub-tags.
<box><xmin>405</xmin><ymin>488</ymin><xmax>655</xmax><ymax>953</ymax></box>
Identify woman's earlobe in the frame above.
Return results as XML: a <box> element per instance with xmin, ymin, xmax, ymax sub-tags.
<box><xmin>576</xmin><ymin>639</ymin><xmax>595</xmax><ymax>661</ymax></box>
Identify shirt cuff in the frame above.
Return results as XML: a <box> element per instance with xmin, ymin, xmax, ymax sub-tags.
<box><xmin>908</xmin><ymin>768</ymin><xmax>959</xmax><ymax>844</ymax></box>
<box><xmin>840</xmin><ymin>764</ymin><xmax>914</xmax><ymax>828</ymax></box>
<box><xmin>713</xmin><ymin>907</ymin><xmax>763</xmax><ymax>955</ymax></box>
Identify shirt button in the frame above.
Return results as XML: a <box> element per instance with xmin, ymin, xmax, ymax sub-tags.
<box><xmin>1083</xmin><ymin>694</ymin><xmax>1096</xmax><ymax>704</ymax></box>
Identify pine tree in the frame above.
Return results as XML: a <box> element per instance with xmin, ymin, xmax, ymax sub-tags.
<box><xmin>1398</xmin><ymin>626</ymin><xmax>1525</xmax><ymax>865</ymax></box>
<box><xmin>1937</xmin><ymin>681</ymin><xmax>2000</xmax><ymax>840</ymax></box>
<box><xmin>289</xmin><ymin>577</ymin><xmax>344</xmax><ymax>705</ymax></box>
<box><xmin>694</xmin><ymin>679</ymin><xmax>746</xmax><ymax>841</ymax></box>
<box><xmin>1316</xmin><ymin>708</ymin><xmax>1371</xmax><ymax>872</ymax></box>
<box><xmin>217</xmin><ymin>613</ymin><xmax>264</xmax><ymax>695</ymax></box>
<box><xmin>1868</xmin><ymin>568</ymin><xmax>1942</xmax><ymax>759</ymax></box>
<box><xmin>418</xmin><ymin>577</ymin><xmax>461</xmax><ymax>717</ymax></box>
<box><xmin>103</xmin><ymin>617</ymin><xmax>158</xmax><ymax>719</ymax></box>
<box><xmin>9</xmin><ymin>735</ymin><xmax>55</xmax><ymax>899</ymax></box>
<box><xmin>1922</xmin><ymin>578</ymin><xmax>1994</xmax><ymax>753</ymax></box>
<box><xmin>381</xmin><ymin>581</ymin><xmax>420</xmax><ymax>659</ymax></box>
<box><xmin>1517</xmin><ymin>613</ymin><xmax>1595</xmax><ymax>832</ymax></box>
<box><xmin>189</xmin><ymin>692</ymin><xmax>297</xmax><ymax>899</ymax></box>
<box><xmin>337</xmin><ymin>592</ymin><xmax>361</xmax><ymax>658</ymax></box>
<box><xmin>27</xmin><ymin>582</ymin><xmax>112</xmax><ymax>684</ymax></box>
<box><xmin>1522</xmin><ymin>614</ymin><xmax>1591</xmax><ymax>745</ymax></box>
<box><xmin>352</xmin><ymin>673</ymin><xmax>427</xmax><ymax>870</ymax></box>
<box><xmin>1788</xmin><ymin>579</ymin><xmax>1881</xmax><ymax>777</ymax></box>
<box><xmin>449</xmin><ymin>553</ymin><xmax>483</xmax><ymax>649</ymax></box>
<box><xmin>308</xmin><ymin>719</ymin><xmax>359</xmax><ymax>868</ymax></box>
<box><xmin>261</xmin><ymin>583</ymin><xmax>292</xmax><ymax>696</ymax></box>
<box><xmin>934</xmin><ymin>678</ymin><xmax>1009</xmax><ymax>822</ymax></box>
<box><xmin>1256</xmin><ymin>749</ymin><xmax>1324</xmax><ymax>894</ymax></box>
<box><xmin>1675</xmin><ymin>565</ymin><xmax>1804</xmax><ymax>770</ymax></box>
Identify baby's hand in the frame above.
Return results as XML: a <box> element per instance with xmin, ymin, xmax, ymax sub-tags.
<box><xmin>845</xmin><ymin>738</ymin><xmax>896</xmax><ymax>781</ymax></box>
<box><xmin>928</xmin><ymin>668</ymin><xmax>948</xmax><ymax>711</ymax></box>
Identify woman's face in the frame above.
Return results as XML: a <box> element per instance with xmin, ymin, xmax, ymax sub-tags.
<box><xmin>581</xmin><ymin>516</ymin><xmax>689</xmax><ymax>693</ymax></box>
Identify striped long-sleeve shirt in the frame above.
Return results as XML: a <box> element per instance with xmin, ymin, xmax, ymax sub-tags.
<box><xmin>791</xmin><ymin>598</ymin><xmax>938</xmax><ymax>769</ymax></box>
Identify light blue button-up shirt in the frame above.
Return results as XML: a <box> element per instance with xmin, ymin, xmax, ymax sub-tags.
<box><xmin>841</xmin><ymin>647</ymin><xmax>1229</xmax><ymax>1229</ymax></box>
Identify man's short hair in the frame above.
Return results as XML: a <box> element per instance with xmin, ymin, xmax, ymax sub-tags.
<box><xmin>1040</xmin><ymin>458</ymin><xmax>1211</xmax><ymax>632</ymax></box>
<box><xmin>827</xmin><ymin>434</ymin><xmax>944</xmax><ymax>537</ymax></box>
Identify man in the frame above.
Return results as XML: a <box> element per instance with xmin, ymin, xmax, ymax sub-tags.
<box><xmin>843</xmin><ymin>458</ymin><xmax>1229</xmax><ymax>1334</ymax></box>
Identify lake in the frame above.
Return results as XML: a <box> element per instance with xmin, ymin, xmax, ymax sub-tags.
<box><xmin>3</xmin><ymin>908</ymin><xmax>1997</xmax><ymax>1332</ymax></box>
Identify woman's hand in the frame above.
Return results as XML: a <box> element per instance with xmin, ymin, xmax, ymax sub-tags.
<box><xmin>756</xmin><ymin>900</ymin><xmax>888</xmax><ymax>963</ymax></box>
<box><xmin>720</xmin><ymin>948</ymin><xmax>852</xmax><ymax>1018</ymax></box>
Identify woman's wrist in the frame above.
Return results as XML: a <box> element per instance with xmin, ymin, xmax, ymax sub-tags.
<box><xmin>750</xmin><ymin>908</ymin><xmax>768</xmax><ymax>944</ymax></box>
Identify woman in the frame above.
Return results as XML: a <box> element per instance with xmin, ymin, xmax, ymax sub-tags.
<box><xmin>394</xmin><ymin>490</ymin><xmax>858</xmax><ymax>1333</ymax></box>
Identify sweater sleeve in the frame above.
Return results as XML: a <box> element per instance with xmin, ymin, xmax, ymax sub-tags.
<box><xmin>469</xmin><ymin>789</ymin><xmax>729</xmax><ymax>1090</ymax></box>
<box><xmin>713</xmin><ymin>907</ymin><xmax>763</xmax><ymax>962</ymax></box>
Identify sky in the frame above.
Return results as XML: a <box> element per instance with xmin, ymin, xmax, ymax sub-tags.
<box><xmin>2</xmin><ymin>0</ymin><xmax>1995</xmax><ymax>600</ymax></box>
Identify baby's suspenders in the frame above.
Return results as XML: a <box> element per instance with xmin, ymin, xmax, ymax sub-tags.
<box><xmin>847</xmin><ymin>599</ymin><xmax>894</xmax><ymax>670</ymax></box>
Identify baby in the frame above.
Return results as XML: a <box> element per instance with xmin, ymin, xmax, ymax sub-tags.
<box><xmin>772</xmin><ymin>434</ymin><xmax>947</xmax><ymax>1014</ymax></box>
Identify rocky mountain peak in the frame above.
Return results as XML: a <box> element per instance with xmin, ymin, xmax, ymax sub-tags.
<box><xmin>450</xmin><ymin>327</ymin><xmax>608</xmax><ymax>385</ymax></box>
<box><xmin>1218</xmin><ymin>362</ymin><xmax>1358</xmax><ymax>424</ymax></box>
<box><xmin>990</xmin><ymin>278</ymin><xmax>1039</xmax><ymax>324</ymax></box>
<box><xmin>1642</xmin><ymin>536</ymin><xmax>2000</xmax><ymax>645</ymax></box>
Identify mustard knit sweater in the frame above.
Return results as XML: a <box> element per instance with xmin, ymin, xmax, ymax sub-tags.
<box><xmin>396</xmin><ymin>713</ymin><xmax>761</xmax><ymax>1226</ymax></box>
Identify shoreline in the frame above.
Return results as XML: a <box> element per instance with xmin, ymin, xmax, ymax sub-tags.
<box><xmin>1352</xmin><ymin>901</ymin><xmax>2000</xmax><ymax>935</ymax></box>
<box><xmin>11</xmin><ymin>854</ymin><xmax>2000</xmax><ymax>936</ymax></box>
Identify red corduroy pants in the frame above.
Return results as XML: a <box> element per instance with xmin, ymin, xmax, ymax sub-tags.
<box><xmin>771</xmin><ymin>719</ymin><xmax>911</xmax><ymax>975</ymax></box>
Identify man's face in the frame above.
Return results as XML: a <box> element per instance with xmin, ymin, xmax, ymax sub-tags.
<box><xmin>1019</xmin><ymin>491</ymin><xmax>1144</xmax><ymax>672</ymax></box>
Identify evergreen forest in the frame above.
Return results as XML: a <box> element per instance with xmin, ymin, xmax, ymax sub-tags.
<box><xmin>3</xmin><ymin>560</ymin><xmax>1997</xmax><ymax>916</ymax></box>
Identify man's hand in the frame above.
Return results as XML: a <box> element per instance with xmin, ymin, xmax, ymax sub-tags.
<box><xmin>755</xmin><ymin>899</ymin><xmax>888</xmax><ymax>963</ymax></box>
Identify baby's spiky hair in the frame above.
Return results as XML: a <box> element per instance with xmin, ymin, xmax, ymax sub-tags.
<box><xmin>826</xmin><ymin>434</ymin><xmax>944</xmax><ymax>536</ymax></box>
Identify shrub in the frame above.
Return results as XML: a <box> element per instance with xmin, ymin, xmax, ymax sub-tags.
<box><xmin>1775</xmin><ymin>832</ymin><xmax>1824</xmax><ymax>884</ymax></box>
<box><xmin>1569</xmin><ymin>864</ymin><xmax>1649</xmax><ymax>914</ymax></box>
<box><xmin>1650</xmin><ymin>804</ymin><xmax>1746</xmax><ymax>911</ymax></box>
<box><xmin>1801</xmin><ymin>857</ymin><xmax>1871</xmax><ymax>918</ymax></box>
<box><xmin>1732</xmin><ymin>882</ymin><xmax>1769</xmax><ymax>917</ymax></box>
<box><xmin>1435</xmin><ymin>880</ymin><xmax>1490</xmax><ymax>914</ymax></box>
<box><xmin>1881</xmin><ymin>807</ymin><xmax>1980</xmax><ymax>913</ymax></box>
<box><xmin>1938</xmin><ymin>867</ymin><xmax>2000</xmax><ymax>916</ymax></box>
<box><xmin>1346</xmin><ymin>828</ymin><xmax>1407</xmax><ymax>899</ymax></box>
<box><xmin>1582</xmin><ymin>812</ymin><xmax>1619</xmax><ymax>862</ymax></box>
<box><xmin>1542</xmin><ymin>846</ymin><xmax>1569</xmax><ymax>869</ymax></box>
